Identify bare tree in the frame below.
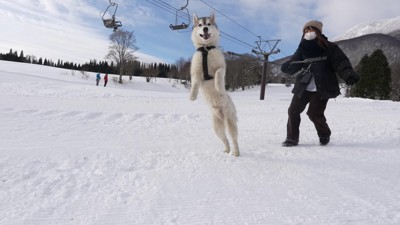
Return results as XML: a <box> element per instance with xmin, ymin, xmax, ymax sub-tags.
<box><xmin>178</xmin><ymin>59</ymin><xmax>191</xmax><ymax>85</ymax></box>
<box><xmin>106</xmin><ymin>30</ymin><xmax>139</xmax><ymax>83</ymax></box>
<box><xmin>142</xmin><ymin>64</ymin><xmax>158</xmax><ymax>83</ymax></box>
<box><xmin>168</xmin><ymin>66</ymin><xmax>178</xmax><ymax>82</ymax></box>
<box><xmin>175</xmin><ymin>57</ymin><xmax>187</xmax><ymax>72</ymax></box>
<box><xmin>125</xmin><ymin>60</ymin><xmax>141</xmax><ymax>79</ymax></box>
<box><xmin>226</xmin><ymin>53</ymin><xmax>260</xmax><ymax>91</ymax></box>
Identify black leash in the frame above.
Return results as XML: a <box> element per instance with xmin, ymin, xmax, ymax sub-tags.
<box><xmin>197</xmin><ymin>46</ymin><xmax>216</xmax><ymax>80</ymax></box>
<box><xmin>290</xmin><ymin>56</ymin><xmax>327</xmax><ymax>64</ymax></box>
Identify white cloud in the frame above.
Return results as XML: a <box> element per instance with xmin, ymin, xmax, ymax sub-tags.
<box><xmin>0</xmin><ymin>1</ymin><xmax>163</xmax><ymax>64</ymax></box>
<box><xmin>0</xmin><ymin>2</ymin><xmax>106</xmax><ymax>63</ymax></box>
<box><xmin>316</xmin><ymin>0</ymin><xmax>400</xmax><ymax>38</ymax></box>
<box><xmin>0</xmin><ymin>0</ymin><xmax>399</xmax><ymax>64</ymax></box>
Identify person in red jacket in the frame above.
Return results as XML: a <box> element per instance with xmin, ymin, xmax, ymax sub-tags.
<box><xmin>104</xmin><ymin>74</ymin><xmax>108</xmax><ymax>87</ymax></box>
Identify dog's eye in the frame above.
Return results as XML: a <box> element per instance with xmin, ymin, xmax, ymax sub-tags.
<box><xmin>198</xmin><ymin>24</ymin><xmax>202</xmax><ymax>27</ymax></box>
<box><xmin>207</xmin><ymin>23</ymin><xmax>212</xmax><ymax>26</ymax></box>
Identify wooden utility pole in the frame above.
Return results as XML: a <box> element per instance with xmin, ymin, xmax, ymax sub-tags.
<box><xmin>252</xmin><ymin>38</ymin><xmax>281</xmax><ymax>100</ymax></box>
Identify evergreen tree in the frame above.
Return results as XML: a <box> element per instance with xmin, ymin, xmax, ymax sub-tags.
<box><xmin>351</xmin><ymin>49</ymin><xmax>391</xmax><ymax>100</ymax></box>
<box><xmin>19</xmin><ymin>51</ymin><xmax>25</xmax><ymax>62</ymax></box>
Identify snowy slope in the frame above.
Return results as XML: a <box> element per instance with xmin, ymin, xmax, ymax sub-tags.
<box><xmin>1</xmin><ymin>60</ymin><xmax>400</xmax><ymax>225</ymax></box>
<box><xmin>333</xmin><ymin>16</ymin><xmax>400</xmax><ymax>41</ymax></box>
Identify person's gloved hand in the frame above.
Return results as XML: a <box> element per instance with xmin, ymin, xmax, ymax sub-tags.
<box><xmin>346</xmin><ymin>76</ymin><xmax>359</xmax><ymax>86</ymax></box>
<box><xmin>281</xmin><ymin>61</ymin><xmax>292</xmax><ymax>74</ymax></box>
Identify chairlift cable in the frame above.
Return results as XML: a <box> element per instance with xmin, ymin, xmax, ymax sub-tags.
<box><xmin>220</xmin><ymin>31</ymin><xmax>257</xmax><ymax>49</ymax></box>
<box><xmin>153</xmin><ymin>0</ymin><xmax>190</xmax><ymax>19</ymax></box>
<box><xmin>220</xmin><ymin>34</ymin><xmax>256</xmax><ymax>50</ymax></box>
<box><xmin>145</xmin><ymin>0</ymin><xmax>177</xmax><ymax>15</ymax></box>
<box><xmin>154</xmin><ymin>0</ymin><xmax>181</xmax><ymax>13</ymax></box>
<box><xmin>199</xmin><ymin>0</ymin><xmax>260</xmax><ymax>38</ymax></box>
<box><xmin>155</xmin><ymin>0</ymin><xmax>188</xmax><ymax>12</ymax></box>
<box><xmin>145</xmin><ymin>0</ymin><xmax>256</xmax><ymax>51</ymax></box>
<box><xmin>146</xmin><ymin>0</ymin><xmax>189</xmax><ymax>21</ymax></box>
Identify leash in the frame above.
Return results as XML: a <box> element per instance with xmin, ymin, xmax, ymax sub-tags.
<box><xmin>290</xmin><ymin>56</ymin><xmax>327</xmax><ymax>64</ymax></box>
<box><xmin>197</xmin><ymin>46</ymin><xmax>216</xmax><ymax>80</ymax></box>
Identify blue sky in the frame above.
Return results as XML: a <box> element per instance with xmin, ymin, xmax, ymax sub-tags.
<box><xmin>0</xmin><ymin>0</ymin><xmax>399</xmax><ymax>65</ymax></box>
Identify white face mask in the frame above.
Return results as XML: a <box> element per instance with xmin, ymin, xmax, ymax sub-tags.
<box><xmin>304</xmin><ymin>31</ymin><xmax>317</xmax><ymax>40</ymax></box>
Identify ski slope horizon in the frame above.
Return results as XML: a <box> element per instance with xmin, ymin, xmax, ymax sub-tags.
<box><xmin>1</xmin><ymin>60</ymin><xmax>400</xmax><ymax>224</ymax></box>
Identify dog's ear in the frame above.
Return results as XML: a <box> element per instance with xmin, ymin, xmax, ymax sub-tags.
<box><xmin>193</xmin><ymin>13</ymin><xmax>198</xmax><ymax>25</ymax></box>
<box><xmin>210</xmin><ymin>11</ymin><xmax>216</xmax><ymax>24</ymax></box>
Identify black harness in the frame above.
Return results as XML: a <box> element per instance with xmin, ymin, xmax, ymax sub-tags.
<box><xmin>197</xmin><ymin>46</ymin><xmax>216</xmax><ymax>80</ymax></box>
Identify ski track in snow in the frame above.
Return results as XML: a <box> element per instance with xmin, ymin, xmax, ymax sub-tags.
<box><xmin>1</xmin><ymin>61</ymin><xmax>400</xmax><ymax>225</ymax></box>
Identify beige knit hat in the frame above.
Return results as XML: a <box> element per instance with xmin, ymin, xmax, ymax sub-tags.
<box><xmin>303</xmin><ymin>20</ymin><xmax>323</xmax><ymax>33</ymax></box>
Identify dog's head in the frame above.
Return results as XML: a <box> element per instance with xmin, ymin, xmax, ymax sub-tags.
<box><xmin>191</xmin><ymin>12</ymin><xmax>219</xmax><ymax>48</ymax></box>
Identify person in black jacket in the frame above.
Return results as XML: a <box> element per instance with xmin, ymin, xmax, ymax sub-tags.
<box><xmin>281</xmin><ymin>20</ymin><xmax>359</xmax><ymax>147</ymax></box>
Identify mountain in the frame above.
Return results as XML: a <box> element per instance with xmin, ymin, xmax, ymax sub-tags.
<box><xmin>333</xmin><ymin>16</ymin><xmax>400</xmax><ymax>41</ymax></box>
<box><xmin>332</xmin><ymin>16</ymin><xmax>400</xmax><ymax>66</ymax></box>
<box><xmin>388</xmin><ymin>29</ymin><xmax>400</xmax><ymax>40</ymax></box>
<box><xmin>335</xmin><ymin>33</ymin><xmax>400</xmax><ymax>67</ymax></box>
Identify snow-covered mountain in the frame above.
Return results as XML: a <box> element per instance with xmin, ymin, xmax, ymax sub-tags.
<box><xmin>333</xmin><ymin>16</ymin><xmax>400</xmax><ymax>41</ymax></box>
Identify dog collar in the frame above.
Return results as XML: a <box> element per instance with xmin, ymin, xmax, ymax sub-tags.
<box><xmin>197</xmin><ymin>46</ymin><xmax>216</xmax><ymax>80</ymax></box>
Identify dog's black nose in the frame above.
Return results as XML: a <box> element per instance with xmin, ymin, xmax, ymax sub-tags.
<box><xmin>203</xmin><ymin>27</ymin><xmax>208</xmax><ymax>33</ymax></box>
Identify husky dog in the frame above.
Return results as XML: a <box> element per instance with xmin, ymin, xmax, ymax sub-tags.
<box><xmin>189</xmin><ymin>13</ymin><xmax>240</xmax><ymax>157</ymax></box>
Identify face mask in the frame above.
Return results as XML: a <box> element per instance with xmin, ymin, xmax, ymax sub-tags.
<box><xmin>304</xmin><ymin>31</ymin><xmax>317</xmax><ymax>40</ymax></box>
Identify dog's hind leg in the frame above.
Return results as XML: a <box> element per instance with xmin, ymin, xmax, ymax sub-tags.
<box><xmin>227</xmin><ymin>116</ymin><xmax>239</xmax><ymax>157</ymax></box>
<box><xmin>212</xmin><ymin>112</ymin><xmax>230</xmax><ymax>154</ymax></box>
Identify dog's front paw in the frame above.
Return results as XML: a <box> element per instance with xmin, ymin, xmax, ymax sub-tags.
<box><xmin>189</xmin><ymin>89</ymin><xmax>198</xmax><ymax>101</ymax></box>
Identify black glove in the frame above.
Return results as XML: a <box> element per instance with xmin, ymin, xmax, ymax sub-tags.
<box><xmin>281</xmin><ymin>61</ymin><xmax>292</xmax><ymax>74</ymax></box>
<box><xmin>345</xmin><ymin>76</ymin><xmax>359</xmax><ymax>86</ymax></box>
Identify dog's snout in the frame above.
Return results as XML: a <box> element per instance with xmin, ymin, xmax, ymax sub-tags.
<box><xmin>203</xmin><ymin>27</ymin><xmax>208</xmax><ymax>33</ymax></box>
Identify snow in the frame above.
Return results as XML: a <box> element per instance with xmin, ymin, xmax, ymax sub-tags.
<box><xmin>1</xmin><ymin>60</ymin><xmax>400</xmax><ymax>225</ymax></box>
<box><xmin>333</xmin><ymin>16</ymin><xmax>400</xmax><ymax>41</ymax></box>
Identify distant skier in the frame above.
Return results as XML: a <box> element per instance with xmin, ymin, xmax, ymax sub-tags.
<box><xmin>96</xmin><ymin>73</ymin><xmax>101</xmax><ymax>86</ymax></box>
<box><xmin>104</xmin><ymin>74</ymin><xmax>108</xmax><ymax>87</ymax></box>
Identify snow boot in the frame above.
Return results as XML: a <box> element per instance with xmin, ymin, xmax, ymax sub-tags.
<box><xmin>319</xmin><ymin>137</ymin><xmax>330</xmax><ymax>146</ymax></box>
<box><xmin>282</xmin><ymin>139</ymin><xmax>298</xmax><ymax>147</ymax></box>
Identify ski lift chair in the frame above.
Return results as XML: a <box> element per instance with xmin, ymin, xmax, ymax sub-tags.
<box><xmin>169</xmin><ymin>0</ymin><xmax>190</xmax><ymax>30</ymax></box>
<box><xmin>169</xmin><ymin>22</ymin><xmax>188</xmax><ymax>30</ymax></box>
<box><xmin>103</xmin><ymin>16</ymin><xmax>122</xmax><ymax>31</ymax></box>
<box><xmin>102</xmin><ymin>0</ymin><xmax>122</xmax><ymax>31</ymax></box>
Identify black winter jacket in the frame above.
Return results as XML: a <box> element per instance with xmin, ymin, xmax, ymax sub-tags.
<box><xmin>281</xmin><ymin>38</ymin><xmax>359</xmax><ymax>99</ymax></box>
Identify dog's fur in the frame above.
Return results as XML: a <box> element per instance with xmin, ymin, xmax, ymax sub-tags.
<box><xmin>189</xmin><ymin>13</ymin><xmax>240</xmax><ymax>157</ymax></box>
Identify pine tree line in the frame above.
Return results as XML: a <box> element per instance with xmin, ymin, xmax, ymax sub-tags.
<box><xmin>0</xmin><ymin>49</ymin><xmax>82</xmax><ymax>69</ymax></box>
<box><xmin>0</xmin><ymin>48</ymin><xmax>176</xmax><ymax>78</ymax></box>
